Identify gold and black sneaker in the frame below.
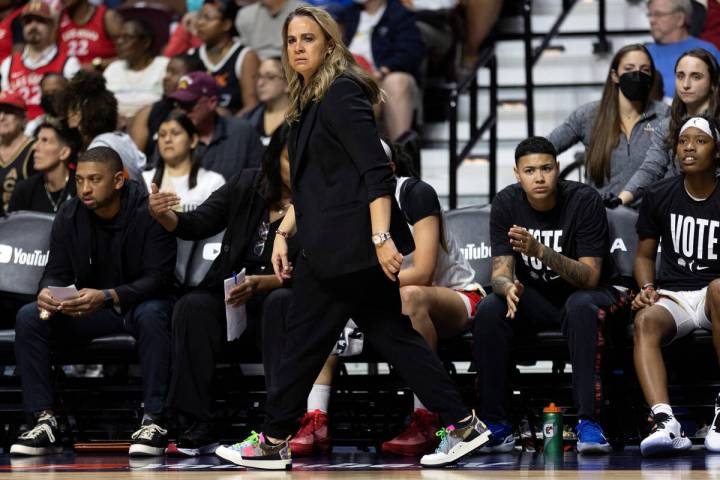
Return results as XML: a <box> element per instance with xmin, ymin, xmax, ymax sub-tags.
<box><xmin>420</xmin><ymin>411</ymin><xmax>490</xmax><ymax>467</ymax></box>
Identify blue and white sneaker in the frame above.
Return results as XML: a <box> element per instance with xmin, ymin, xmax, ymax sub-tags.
<box><xmin>640</xmin><ymin>412</ymin><xmax>691</xmax><ymax>457</ymax></box>
<box><xmin>575</xmin><ymin>419</ymin><xmax>612</xmax><ymax>454</ymax></box>
<box><xmin>479</xmin><ymin>421</ymin><xmax>515</xmax><ymax>453</ymax></box>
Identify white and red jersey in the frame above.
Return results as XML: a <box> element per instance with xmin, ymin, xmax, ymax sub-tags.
<box><xmin>1</xmin><ymin>46</ymin><xmax>80</xmax><ymax>120</ymax></box>
<box><xmin>59</xmin><ymin>4</ymin><xmax>116</xmax><ymax>64</ymax></box>
<box><xmin>0</xmin><ymin>7</ymin><xmax>23</xmax><ymax>61</ymax></box>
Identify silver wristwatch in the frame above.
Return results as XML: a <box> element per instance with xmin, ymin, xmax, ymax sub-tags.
<box><xmin>371</xmin><ymin>231</ymin><xmax>392</xmax><ymax>246</ymax></box>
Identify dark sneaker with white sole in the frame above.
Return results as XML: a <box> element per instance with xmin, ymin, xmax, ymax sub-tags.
<box><xmin>10</xmin><ymin>413</ymin><xmax>62</xmax><ymax>456</ymax></box>
<box><xmin>420</xmin><ymin>411</ymin><xmax>491</xmax><ymax>467</ymax></box>
<box><xmin>129</xmin><ymin>421</ymin><xmax>168</xmax><ymax>456</ymax></box>
<box><xmin>166</xmin><ymin>421</ymin><xmax>219</xmax><ymax>457</ymax></box>
<box><xmin>216</xmin><ymin>431</ymin><xmax>291</xmax><ymax>470</ymax></box>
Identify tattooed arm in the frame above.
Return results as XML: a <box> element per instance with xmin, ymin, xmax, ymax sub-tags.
<box><xmin>491</xmin><ymin>255</ymin><xmax>525</xmax><ymax>319</ymax></box>
<box><xmin>508</xmin><ymin>225</ymin><xmax>602</xmax><ymax>289</ymax></box>
<box><xmin>538</xmin><ymin>246</ymin><xmax>602</xmax><ymax>289</ymax></box>
<box><xmin>491</xmin><ymin>255</ymin><xmax>515</xmax><ymax>297</ymax></box>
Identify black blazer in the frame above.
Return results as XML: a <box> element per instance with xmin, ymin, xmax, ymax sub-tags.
<box><xmin>174</xmin><ymin>168</ymin><xmax>298</xmax><ymax>290</ymax></box>
<box><xmin>289</xmin><ymin>74</ymin><xmax>413</xmax><ymax>278</ymax></box>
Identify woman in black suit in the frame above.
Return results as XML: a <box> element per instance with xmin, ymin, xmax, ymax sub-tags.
<box><xmin>214</xmin><ymin>6</ymin><xmax>489</xmax><ymax>470</ymax></box>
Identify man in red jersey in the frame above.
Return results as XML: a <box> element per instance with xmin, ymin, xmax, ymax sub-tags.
<box><xmin>58</xmin><ymin>0</ymin><xmax>123</xmax><ymax>70</ymax></box>
<box><xmin>0</xmin><ymin>0</ymin><xmax>25</xmax><ymax>60</ymax></box>
<box><xmin>0</xmin><ymin>1</ymin><xmax>80</xmax><ymax>121</ymax></box>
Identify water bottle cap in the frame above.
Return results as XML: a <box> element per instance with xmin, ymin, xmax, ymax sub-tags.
<box><xmin>543</xmin><ymin>402</ymin><xmax>562</xmax><ymax>413</ymax></box>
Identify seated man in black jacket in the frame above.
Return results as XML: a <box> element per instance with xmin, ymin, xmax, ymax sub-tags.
<box><xmin>11</xmin><ymin>147</ymin><xmax>177</xmax><ymax>457</ymax></box>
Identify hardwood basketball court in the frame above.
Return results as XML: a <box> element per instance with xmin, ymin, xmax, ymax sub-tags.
<box><xmin>1</xmin><ymin>448</ymin><xmax>719</xmax><ymax>479</ymax></box>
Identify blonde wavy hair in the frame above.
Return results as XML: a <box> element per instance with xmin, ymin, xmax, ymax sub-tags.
<box><xmin>281</xmin><ymin>6</ymin><xmax>382</xmax><ymax>124</ymax></box>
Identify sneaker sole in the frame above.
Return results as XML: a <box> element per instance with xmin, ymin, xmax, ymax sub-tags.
<box><xmin>129</xmin><ymin>444</ymin><xmax>166</xmax><ymax>457</ymax></box>
<box><xmin>641</xmin><ymin>436</ymin><xmax>692</xmax><ymax>457</ymax></box>
<box><xmin>706</xmin><ymin>438</ymin><xmax>720</xmax><ymax>453</ymax></box>
<box><xmin>577</xmin><ymin>442</ymin><xmax>613</xmax><ymax>454</ymax></box>
<box><xmin>10</xmin><ymin>445</ymin><xmax>62</xmax><ymax>456</ymax></box>
<box><xmin>215</xmin><ymin>445</ymin><xmax>291</xmax><ymax>470</ymax></box>
<box><xmin>420</xmin><ymin>429</ymin><xmax>491</xmax><ymax>467</ymax></box>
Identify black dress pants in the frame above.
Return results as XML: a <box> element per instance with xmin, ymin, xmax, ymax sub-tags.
<box><xmin>15</xmin><ymin>299</ymin><xmax>172</xmax><ymax>415</ymax></box>
<box><xmin>262</xmin><ymin>255</ymin><xmax>469</xmax><ymax>438</ymax></box>
<box><xmin>165</xmin><ymin>290</ymin><xmax>226</xmax><ymax>422</ymax></box>
<box><xmin>166</xmin><ymin>288</ymin><xmax>290</xmax><ymax>422</ymax></box>
<box><xmin>473</xmin><ymin>286</ymin><xmax>619</xmax><ymax>422</ymax></box>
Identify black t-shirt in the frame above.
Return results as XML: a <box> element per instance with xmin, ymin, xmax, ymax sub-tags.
<box><xmin>90</xmin><ymin>213</ymin><xmax>122</xmax><ymax>289</ymax></box>
<box><xmin>8</xmin><ymin>172</ymin><xmax>76</xmax><ymax>214</ymax></box>
<box><xmin>636</xmin><ymin>176</ymin><xmax>720</xmax><ymax>291</ymax></box>
<box><xmin>491</xmin><ymin>180</ymin><xmax>616</xmax><ymax>303</ymax></box>
<box><xmin>397</xmin><ymin>177</ymin><xmax>441</xmax><ymax>225</ymax></box>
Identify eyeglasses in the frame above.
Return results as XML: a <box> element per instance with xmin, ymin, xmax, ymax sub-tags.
<box><xmin>21</xmin><ymin>16</ymin><xmax>49</xmax><ymax>26</ymax></box>
<box><xmin>253</xmin><ymin>221</ymin><xmax>270</xmax><ymax>257</ymax></box>
<box><xmin>174</xmin><ymin>99</ymin><xmax>199</xmax><ymax>111</ymax></box>
<box><xmin>646</xmin><ymin>10</ymin><xmax>678</xmax><ymax>18</ymax></box>
<box><xmin>257</xmin><ymin>74</ymin><xmax>285</xmax><ymax>82</ymax></box>
<box><xmin>198</xmin><ymin>13</ymin><xmax>223</xmax><ymax>22</ymax></box>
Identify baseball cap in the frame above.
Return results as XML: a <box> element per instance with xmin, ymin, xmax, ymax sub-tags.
<box><xmin>169</xmin><ymin>72</ymin><xmax>220</xmax><ymax>103</ymax></box>
<box><xmin>0</xmin><ymin>90</ymin><xmax>27</xmax><ymax>112</ymax></box>
<box><xmin>21</xmin><ymin>1</ymin><xmax>55</xmax><ymax>21</ymax></box>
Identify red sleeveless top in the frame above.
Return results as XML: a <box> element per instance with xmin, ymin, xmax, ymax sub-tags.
<box><xmin>8</xmin><ymin>49</ymin><xmax>72</xmax><ymax>120</ymax></box>
<box><xmin>59</xmin><ymin>4</ymin><xmax>116</xmax><ymax>64</ymax></box>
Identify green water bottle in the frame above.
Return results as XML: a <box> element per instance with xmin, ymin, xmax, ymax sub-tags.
<box><xmin>542</xmin><ymin>402</ymin><xmax>563</xmax><ymax>455</ymax></box>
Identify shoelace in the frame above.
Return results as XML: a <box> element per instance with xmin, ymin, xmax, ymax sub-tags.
<box><xmin>434</xmin><ymin>425</ymin><xmax>456</xmax><ymax>452</ymax></box>
<box><xmin>576</xmin><ymin>421</ymin><xmax>605</xmax><ymax>441</ymax></box>
<box><xmin>19</xmin><ymin>423</ymin><xmax>56</xmax><ymax>443</ymax></box>
<box><xmin>296</xmin><ymin>412</ymin><xmax>320</xmax><ymax>436</ymax></box>
<box><xmin>232</xmin><ymin>430</ymin><xmax>261</xmax><ymax>449</ymax></box>
<box><xmin>713</xmin><ymin>410</ymin><xmax>720</xmax><ymax>433</ymax></box>
<box><xmin>650</xmin><ymin>412</ymin><xmax>671</xmax><ymax>432</ymax></box>
<box><xmin>131</xmin><ymin>423</ymin><xmax>167</xmax><ymax>441</ymax></box>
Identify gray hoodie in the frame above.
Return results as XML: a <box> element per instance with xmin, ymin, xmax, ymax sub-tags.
<box><xmin>547</xmin><ymin>100</ymin><xmax>670</xmax><ymax>199</ymax></box>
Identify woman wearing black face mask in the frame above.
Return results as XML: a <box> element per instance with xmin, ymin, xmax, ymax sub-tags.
<box><xmin>547</xmin><ymin>44</ymin><xmax>669</xmax><ymax>207</ymax></box>
<box><xmin>618</xmin><ymin>48</ymin><xmax>720</xmax><ymax>206</ymax></box>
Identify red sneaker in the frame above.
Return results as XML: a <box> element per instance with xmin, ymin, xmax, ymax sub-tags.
<box><xmin>289</xmin><ymin>409</ymin><xmax>331</xmax><ymax>456</ymax></box>
<box><xmin>381</xmin><ymin>409</ymin><xmax>440</xmax><ymax>456</ymax></box>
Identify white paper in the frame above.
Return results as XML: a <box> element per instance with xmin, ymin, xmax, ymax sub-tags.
<box><xmin>48</xmin><ymin>284</ymin><xmax>80</xmax><ymax>301</ymax></box>
<box><xmin>224</xmin><ymin>269</ymin><xmax>247</xmax><ymax>341</ymax></box>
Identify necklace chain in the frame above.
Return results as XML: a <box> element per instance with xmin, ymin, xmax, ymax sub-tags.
<box><xmin>44</xmin><ymin>175</ymin><xmax>69</xmax><ymax>213</ymax></box>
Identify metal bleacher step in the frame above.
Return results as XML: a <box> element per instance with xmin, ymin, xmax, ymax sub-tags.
<box><xmin>421</xmin><ymin>0</ymin><xmax>655</xmax><ymax>203</ymax></box>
